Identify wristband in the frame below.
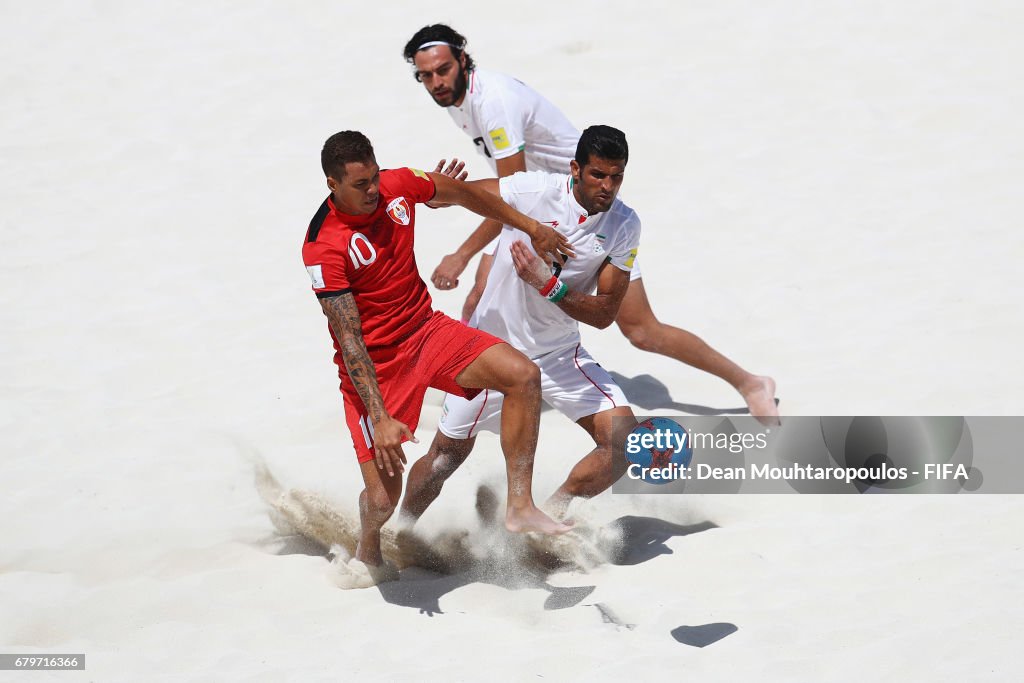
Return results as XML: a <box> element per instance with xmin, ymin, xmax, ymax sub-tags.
<box><xmin>547</xmin><ymin>280</ymin><xmax>569</xmax><ymax>303</ymax></box>
<box><xmin>538</xmin><ymin>275</ymin><xmax>559</xmax><ymax>297</ymax></box>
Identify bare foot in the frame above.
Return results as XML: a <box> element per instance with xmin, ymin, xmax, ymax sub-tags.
<box><xmin>740</xmin><ymin>375</ymin><xmax>780</xmax><ymax>426</ymax></box>
<box><xmin>505</xmin><ymin>505</ymin><xmax>575</xmax><ymax>534</ymax></box>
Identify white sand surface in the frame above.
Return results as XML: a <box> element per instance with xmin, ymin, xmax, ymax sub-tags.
<box><xmin>2</xmin><ymin>1</ymin><xmax>1022</xmax><ymax>680</ymax></box>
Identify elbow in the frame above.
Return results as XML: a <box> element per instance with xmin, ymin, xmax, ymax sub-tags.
<box><xmin>593</xmin><ymin>299</ymin><xmax>626</xmax><ymax>329</ymax></box>
<box><xmin>595</xmin><ymin>302</ymin><xmax>624</xmax><ymax>329</ymax></box>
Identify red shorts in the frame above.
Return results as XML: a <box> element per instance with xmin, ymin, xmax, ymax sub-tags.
<box><xmin>340</xmin><ymin>311</ymin><xmax>504</xmax><ymax>463</ymax></box>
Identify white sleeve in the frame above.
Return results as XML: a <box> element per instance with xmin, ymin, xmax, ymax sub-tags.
<box><xmin>498</xmin><ymin>171</ymin><xmax>548</xmax><ymax>217</ymax></box>
<box><xmin>607</xmin><ymin>212</ymin><xmax>642</xmax><ymax>273</ymax></box>
<box><xmin>475</xmin><ymin>84</ymin><xmax>528</xmax><ymax>161</ymax></box>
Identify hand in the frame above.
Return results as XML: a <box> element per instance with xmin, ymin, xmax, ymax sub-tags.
<box><xmin>528</xmin><ymin>222</ymin><xmax>574</xmax><ymax>266</ymax></box>
<box><xmin>510</xmin><ymin>240</ymin><xmax>554</xmax><ymax>290</ymax></box>
<box><xmin>425</xmin><ymin>159</ymin><xmax>470</xmax><ymax>208</ymax></box>
<box><xmin>433</xmin><ymin>158</ymin><xmax>469</xmax><ymax>181</ymax></box>
<box><xmin>431</xmin><ymin>252</ymin><xmax>470</xmax><ymax>290</ymax></box>
<box><xmin>372</xmin><ymin>415</ymin><xmax>418</xmax><ymax>477</ymax></box>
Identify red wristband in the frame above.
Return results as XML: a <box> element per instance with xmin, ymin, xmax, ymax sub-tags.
<box><xmin>538</xmin><ymin>275</ymin><xmax>559</xmax><ymax>296</ymax></box>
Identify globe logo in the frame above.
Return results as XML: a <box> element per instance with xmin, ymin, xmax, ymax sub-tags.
<box><xmin>624</xmin><ymin>417</ymin><xmax>693</xmax><ymax>485</ymax></box>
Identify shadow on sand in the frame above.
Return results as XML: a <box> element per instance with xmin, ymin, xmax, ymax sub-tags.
<box><xmin>259</xmin><ymin>465</ymin><xmax>720</xmax><ymax>623</ymax></box>
<box><xmin>267</xmin><ymin>514</ymin><xmax>717</xmax><ymax>616</ymax></box>
<box><xmin>375</xmin><ymin>563</ymin><xmax>597</xmax><ymax>617</ymax></box>
<box><xmin>369</xmin><ymin>515</ymin><xmax>718</xmax><ymax>616</ymax></box>
<box><xmin>601</xmin><ymin>516</ymin><xmax>718</xmax><ymax>566</ymax></box>
<box><xmin>671</xmin><ymin>622</ymin><xmax>739</xmax><ymax>647</ymax></box>
<box><xmin>610</xmin><ymin>372</ymin><xmax>753</xmax><ymax>416</ymax></box>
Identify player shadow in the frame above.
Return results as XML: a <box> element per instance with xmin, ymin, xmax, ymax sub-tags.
<box><xmin>609</xmin><ymin>372</ymin><xmax>752</xmax><ymax>416</ymax></box>
<box><xmin>376</xmin><ymin>564</ymin><xmax>596</xmax><ymax>617</ymax></box>
<box><xmin>604</xmin><ymin>516</ymin><xmax>718</xmax><ymax>566</ymax></box>
<box><xmin>376</xmin><ymin>514</ymin><xmax>715</xmax><ymax>615</ymax></box>
<box><xmin>260</xmin><ymin>522</ymin><xmax>595</xmax><ymax>617</ymax></box>
<box><xmin>670</xmin><ymin>622</ymin><xmax>739</xmax><ymax>647</ymax></box>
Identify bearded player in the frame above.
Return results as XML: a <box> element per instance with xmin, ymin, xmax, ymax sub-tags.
<box><xmin>403</xmin><ymin>24</ymin><xmax>779</xmax><ymax>425</ymax></box>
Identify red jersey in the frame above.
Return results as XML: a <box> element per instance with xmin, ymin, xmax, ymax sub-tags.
<box><xmin>302</xmin><ymin>167</ymin><xmax>437</xmax><ymax>361</ymax></box>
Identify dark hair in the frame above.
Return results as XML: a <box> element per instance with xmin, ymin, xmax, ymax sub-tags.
<box><xmin>575</xmin><ymin>125</ymin><xmax>629</xmax><ymax>168</ymax></box>
<box><xmin>321</xmin><ymin>131</ymin><xmax>375</xmax><ymax>178</ymax></box>
<box><xmin>402</xmin><ymin>24</ymin><xmax>475</xmax><ymax>73</ymax></box>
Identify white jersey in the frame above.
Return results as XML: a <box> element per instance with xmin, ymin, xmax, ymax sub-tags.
<box><xmin>447</xmin><ymin>68</ymin><xmax>579</xmax><ymax>175</ymax></box>
<box><xmin>469</xmin><ymin>171</ymin><xmax>641</xmax><ymax>359</ymax></box>
<box><xmin>448</xmin><ymin>68</ymin><xmax>645</xmax><ymax>280</ymax></box>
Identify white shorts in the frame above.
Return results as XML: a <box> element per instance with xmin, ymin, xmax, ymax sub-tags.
<box><xmin>438</xmin><ymin>343</ymin><xmax>628</xmax><ymax>439</ymax></box>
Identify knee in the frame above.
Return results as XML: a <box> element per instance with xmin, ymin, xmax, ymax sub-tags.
<box><xmin>423</xmin><ymin>448</ymin><xmax>465</xmax><ymax>484</ymax></box>
<box><xmin>620</xmin><ymin>320</ymin><xmax>660</xmax><ymax>352</ymax></box>
<box><xmin>434</xmin><ymin>449</ymin><xmax>465</xmax><ymax>479</ymax></box>
<box><xmin>483</xmin><ymin>348</ymin><xmax>540</xmax><ymax>395</ymax></box>
<box><xmin>508</xmin><ymin>357</ymin><xmax>541</xmax><ymax>394</ymax></box>
<box><xmin>420</xmin><ymin>433</ymin><xmax>474</xmax><ymax>479</ymax></box>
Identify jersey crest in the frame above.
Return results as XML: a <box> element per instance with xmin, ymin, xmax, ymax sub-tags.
<box><xmin>386</xmin><ymin>197</ymin><xmax>412</xmax><ymax>226</ymax></box>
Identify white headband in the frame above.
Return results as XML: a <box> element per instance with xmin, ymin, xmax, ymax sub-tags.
<box><xmin>417</xmin><ymin>40</ymin><xmax>455</xmax><ymax>51</ymax></box>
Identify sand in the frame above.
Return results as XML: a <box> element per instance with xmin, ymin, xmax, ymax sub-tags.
<box><xmin>2</xmin><ymin>1</ymin><xmax>1022</xmax><ymax>680</ymax></box>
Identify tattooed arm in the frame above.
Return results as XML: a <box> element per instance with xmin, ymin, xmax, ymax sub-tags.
<box><xmin>319</xmin><ymin>292</ymin><xmax>414</xmax><ymax>476</ymax></box>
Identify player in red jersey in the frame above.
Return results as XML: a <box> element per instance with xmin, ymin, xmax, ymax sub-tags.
<box><xmin>303</xmin><ymin>131</ymin><xmax>573</xmax><ymax>576</ymax></box>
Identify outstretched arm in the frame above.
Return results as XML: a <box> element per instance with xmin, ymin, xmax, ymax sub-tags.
<box><xmin>432</xmin><ymin>153</ymin><xmax>527</xmax><ymax>288</ymax></box>
<box><xmin>424</xmin><ymin>158</ymin><xmax>469</xmax><ymax>208</ymax></box>
<box><xmin>429</xmin><ymin>171</ymin><xmax>574</xmax><ymax>266</ymax></box>
<box><xmin>509</xmin><ymin>240</ymin><xmax>630</xmax><ymax>329</ymax></box>
<box><xmin>319</xmin><ymin>292</ymin><xmax>415</xmax><ymax>476</ymax></box>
